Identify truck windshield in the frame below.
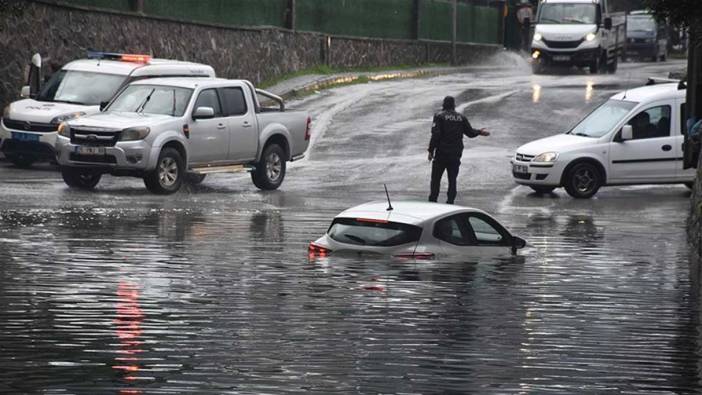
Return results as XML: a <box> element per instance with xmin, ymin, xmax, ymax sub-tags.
<box><xmin>627</xmin><ymin>16</ymin><xmax>655</xmax><ymax>32</ymax></box>
<box><xmin>538</xmin><ymin>3</ymin><xmax>597</xmax><ymax>24</ymax></box>
<box><xmin>568</xmin><ymin>100</ymin><xmax>637</xmax><ymax>138</ymax></box>
<box><xmin>37</xmin><ymin>70</ymin><xmax>127</xmax><ymax>106</ymax></box>
<box><xmin>108</xmin><ymin>85</ymin><xmax>193</xmax><ymax>117</ymax></box>
<box><xmin>328</xmin><ymin>218</ymin><xmax>422</xmax><ymax>247</ymax></box>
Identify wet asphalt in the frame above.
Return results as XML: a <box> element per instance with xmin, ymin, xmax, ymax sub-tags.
<box><xmin>1</xmin><ymin>55</ymin><xmax>700</xmax><ymax>393</ymax></box>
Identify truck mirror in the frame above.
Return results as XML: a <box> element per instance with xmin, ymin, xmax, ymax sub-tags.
<box><xmin>621</xmin><ymin>125</ymin><xmax>633</xmax><ymax>141</ymax></box>
<box><xmin>20</xmin><ymin>85</ymin><xmax>31</xmax><ymax>99</ymax></box>
<box><xmin>192</xmin><ymin>106</ymin><xmax>215</xmax><ymax>120</ymax></box>
<box><xmin>604</xmin><ymin>17</ymin><xmax>612</xmax><ymax>30</ymax></box>
<box><xmin>27</xmin><ymin>53</ymin><xmax>42</xmax><ymax>98</ymax></box>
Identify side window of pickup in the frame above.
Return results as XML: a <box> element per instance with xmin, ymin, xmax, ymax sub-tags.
<box><xmin>220</xmin><ymin>87</ymin><xmax>248</xmax><ymax>116</ymax></box>
<box><xmin>194</xmin><ymin>89</ymin><xmax>223</xmax><ymax>117</ymax></box>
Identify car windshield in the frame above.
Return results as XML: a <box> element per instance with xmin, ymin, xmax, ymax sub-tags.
<box><xmin>328</xmin><ymin>218</ymin><xmax>422</xmax><ymax>247</ymax></box>
<box><xmin>627</xmin><ymin>16</ymin><xmax>655</xmax><ymax>32</ymax></box>
<box><xmin>568</xmin><ymin>100</ymin><xmax>638</xmax><ymax>138</ymax></box>
<box><xmin>37</xmin><ymin>70</ymin><xmax>127</xmax><ymax>106</ymax></box>
<box><xmin>538</xmin><ymin>3</ymin><xmax>597</xmax><ymax>24</ymax></box>
<box><xmin>108</xmin><ymin>85</ymin><xmax>193</xmax><ymax>117</ymax></box>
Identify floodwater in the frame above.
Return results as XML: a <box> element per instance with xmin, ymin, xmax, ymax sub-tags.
<box><xmin>1</xmin><ymin>56</ymin><xmax>701</xmax><ymax>393</ymax></box>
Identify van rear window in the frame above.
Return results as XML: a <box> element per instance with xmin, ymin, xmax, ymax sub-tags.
<box><xmin>328</xmin><ymin>218</ymin><xmax>422</xmax><ymax>247</ymax></box>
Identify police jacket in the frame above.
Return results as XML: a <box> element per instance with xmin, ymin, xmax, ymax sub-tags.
<box><xmin>428</xmin><ymin>110</ymin><xmax>480</xmax><ymax>160</ymax></box>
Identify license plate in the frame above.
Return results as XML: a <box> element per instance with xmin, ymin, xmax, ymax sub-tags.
<box><xmin>11</xmin><ymin>132</ymin><xmax>39</xmax><ymax>142</ymax></box>
<box><xmin>513</xmin><ymin>164</ymin><xmax>529</xmax><ymax>174</ymax></box>
<box><xmin>74</xmin><ymin>146</ymin><xmax>106</xmax><ymax>155</ymax></box>
<box><xmin>553</xmin><ymin>55</ymin><xmax>571</xmax><ymax>61</ymax></box>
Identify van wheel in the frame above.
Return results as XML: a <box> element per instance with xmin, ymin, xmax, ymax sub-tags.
<box><xmin>607</xmin><ymin>55</ymin><xmax>618</xmax><ymax>73</ymax></box>
<box><xmin>564</xmin><ymin>162</ymin><xmax>602</xmax><ymax>199</ymax></box>
<box><xmin>61</xmin><ymin>167</ymin><xmax>101</xmax><ymax>190</ymax></box>
<box><xmin>530</xmin><ymin>186</ymin><xmax>556</xmax><ymax>194</ymax></box>
<box><xmin>589</xmin><ymin>53</ymin><xmax>601</xmax><ymax>74</ymax></box>
<box><xmin>144</xmin><ymin>147</ymin><xmax>184</xmax><ymax>194</ymax></box>
<box><xmin>251</xmin><ymin>143</ymin><xmax>286</xmax><ymax>190</ymax></box>
<box><xmin>7</xmin><ymin>153</ymin><xmax>36</xmax><ymax>168</ymax></box>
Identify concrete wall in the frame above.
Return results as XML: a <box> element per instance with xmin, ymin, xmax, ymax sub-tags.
<box><xmin>0</xmin><ymin>1</ymin><xmax>501</xmax><ymax>108</ymax></box>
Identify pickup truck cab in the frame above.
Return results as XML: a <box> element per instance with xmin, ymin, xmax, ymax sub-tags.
<box><xmin>511</xmin><ymin>82</ymin><xmax>695</xmax><ymax>198</ymax></box>
<box><xmin>531</xmin><ymin>0</ymin><xmax>626</xmax><ymax>74</ymax></box>
<box><xmin>55</xmin><ymin>78</ymin><xmax>311</xmax><ymax>194</ymax></box>
<box><xmin>0</xmin><ymin>52</ymin><xmax>215</xmax><ymax>168</ymax></box>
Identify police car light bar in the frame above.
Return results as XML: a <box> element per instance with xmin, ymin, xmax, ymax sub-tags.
<box><xmin>87</xmin><ymin>51</ymin><xmax>152</xmax><ymax>64</ymax></box>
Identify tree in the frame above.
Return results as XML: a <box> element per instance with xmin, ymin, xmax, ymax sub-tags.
<box><xmin>643</xmin><ymin>0</ymin><xmax>702</xmax><ymax>29</ymax></box>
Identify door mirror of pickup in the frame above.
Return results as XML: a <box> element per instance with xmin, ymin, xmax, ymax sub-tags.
<box><xmin>20</xmin><ymin>85</ymin><xmax>31</xmax><ymax>99</ymax></box>
<box><xmin>193</xmin><ymin>106</ymin><xmax>215</xmax><ymax>120</ymax></box>
<box><xmin>620</xmin><ymin>125</ymin><xmax>633</xmax><ymax>141</ymax></box>
<box><xmin>604</xmin><ymin>17</ymin><xmax>612</xmax><ymax>30</ymax></box>
<box><xmin>511</xmin><ymin>236</ymin><xmax>527</xmax><ymax>255</ymax></box>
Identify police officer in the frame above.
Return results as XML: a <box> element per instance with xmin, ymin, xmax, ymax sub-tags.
<box><xmin>428</xmin><ymin>96</ymin><xmax>490</xmax><ymax>204</ymax></box>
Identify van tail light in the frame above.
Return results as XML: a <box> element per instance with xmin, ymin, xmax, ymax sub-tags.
<box><xmin>304</xmin><ymin>116</ymin><xmax>312</xmax><ymax>141</ymax></box>
<box><xmin>393</xmin><ymin>252</ymin><xmax>435</xmax><ymax>260</ymax></box>
<box><xmin>308</xmin><ymin>242</ymin><xmax>331</xmax><ymax>257</ymax></box>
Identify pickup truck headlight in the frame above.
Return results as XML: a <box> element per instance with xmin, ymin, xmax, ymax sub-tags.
<box><xmin>121</xmin><ymin>126</ymin><xmax>151</xmax><ymax>141</ymax></box>
<box><xmin>533</xmin><ymin>33</ymin><xmax>542</xmax><ymax>41</ymax></box>
<box><xmin>533</xmin><ymin>152</ymin><xmax>558</xmax><ymax>163</ymax></box>
<box><xmin>585</xmin><ymin>33</ymin><xmax>597</xmax><ymax>41</ymax></box>
<box><xmin>57</xmin><ymin>122</ymin><xmax>70</xmax><ymax>137</ymax></box>
<box><xmin>51</xmin><ymin>112</ymin><xmax>86</xmax><ymax>124</ymax></box>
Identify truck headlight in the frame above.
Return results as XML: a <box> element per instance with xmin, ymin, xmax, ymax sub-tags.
<box><xmin>57</xmin><ymin>122</ymin><xmax>70</xmax><ymax>137</ymax></box>
<box><xmin>533</xmin><ymin>152</ymin><xmax>558</xmax><ymax>162</ymax></box>
<box><xmin>51</xmin><ymin>112</ymin><xmax>86</xmax><ymax>124</ymax></box>
<box><xmin>533</xmin><ymin>33</ymin><xmax>542</xmax><ymax>41</ymax></box>
<box><xmin>585</xmin><ymin>33</ymin><xmax>596</xmax><ymax>41</ymax></box>
<box><xmin>121</xmin><ymin>126</ymin><xmax>151</xmax><ymax>141</ymax></box>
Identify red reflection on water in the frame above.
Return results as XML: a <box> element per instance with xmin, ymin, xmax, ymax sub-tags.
<box><xmin>113</xmin><ymin>282</ymin><xmax>143</xmax><ymax>392</ymax></box>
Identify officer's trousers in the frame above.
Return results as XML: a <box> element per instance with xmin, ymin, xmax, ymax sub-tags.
<box><xmin>429</xmin><ymin>157</ymin><xmax>460</xmax><ymax>204</ymax></box>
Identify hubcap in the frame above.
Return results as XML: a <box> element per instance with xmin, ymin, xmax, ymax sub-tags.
<box><xmin>574</xmin><ymin>168</ymin><xmax>595</xmax><ymax>193</ymax></box>
<box><xmin>266</xmin><ymin>152</ymin><xmax>282</xmax><ymax>182</ymax></box>
<box><xmin>158</xmin><ymin>157</ymin><xmax>178</xmax><ymax>187</ymax></box>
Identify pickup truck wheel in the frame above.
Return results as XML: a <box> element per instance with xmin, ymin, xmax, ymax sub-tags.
<box><xmin>252</xmin><ymin>144</ymin><xmax>286</xmax><ymax>190</ymax></box>
<box><xmin>564</xmin><ymin>162</ymin><xmax>602</xmax><ymax>199</ymax></box>
<box><xmin>7</xmin><ymin>153</ymin><xmax>36</xmax><ymax>169</ymax></box>
<box><xmin>144</xmin><ymin>147</ymin><xmax>184</xmax><ymax>194</ymax></box>
<box><xmin>61</xmin><ymin>167</ymin><xmax>101</xmax><ymax>190</ymax></box>
<box><xmin>530</xmin><ymin>186</ymin><xmax>556</xmax><ymax>194</ymax></box>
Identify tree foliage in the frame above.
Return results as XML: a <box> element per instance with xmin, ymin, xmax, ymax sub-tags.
<box><xmin>643</xmin><ymin>0</ymin><xmax>702</xmax><ymax>29</ymax></box>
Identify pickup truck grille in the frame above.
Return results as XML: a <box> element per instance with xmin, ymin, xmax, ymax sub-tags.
<box><xmin>2</xmin><ymin>118</ymin><xmax>57</xmax><ymax>133</ymax></box>
<box><xmin>70</xmin><ymin>127</ymin><xmax>120</xmax><ymax>147</ymax></box>
<box><xmin>543</xmin><ymin>38</ymin><xmax>583</xmax><ymax>49</ymax></box>
<box><xmin>515</xmin><ymin>153</ymin><xmax>535</xmax><ymax>162</ymax></box>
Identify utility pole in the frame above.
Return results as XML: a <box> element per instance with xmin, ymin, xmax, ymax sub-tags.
<box><xmin>286</xmin><ymin>0</ymin><xmax>296</xmax><ymax>31</ymax></box>
<box><xmin>452</xmin><ymin>0</ymin><xmax>457</xmax><ymax>65</ymax></box>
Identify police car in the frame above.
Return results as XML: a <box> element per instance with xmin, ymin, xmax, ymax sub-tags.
<box><xmin>0</xmin><ymin>51</ymin><xmax>215</xmax><ymax>168</ymax></box>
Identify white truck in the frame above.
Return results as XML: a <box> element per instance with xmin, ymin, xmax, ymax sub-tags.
<box><xmin>530</xmin><ymin>0</ymin><xmax>626</xmax><ymax>74</ymax></box>
<box><xmin>55</xmin><ymin>77</ymin><xmax>311</xmax><ymax>194</ymax></box>
<box><xmin>511</xmin><ymin>81</ymin><xmax>695</xmax><ymax>198</ymax></box>
<box><xmin>0</xmin><ymin>52</ymin><xmax>215</xmax><ymax>168</ymax></box>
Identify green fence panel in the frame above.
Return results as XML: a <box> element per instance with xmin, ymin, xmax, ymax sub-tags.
<box><xmin>419</xmin><ymin>0</ymin><xmax>453</xmax><ymax>41</ymax></box>
<box><xmin>472</xmin><ymin>6</ymin><xmax>499</xmax><ymax>44</ymax></box>
<box><xmin>296</xmin><ymin>0</ymin><xmax>414</xmax><ymax>39</ymax></box>
<box><xmin>143</xmin><ymin>0</ymin><xmax>287</xmax><ymax>28</ymax></box>
<box><xmin>61</xmin><ymin>0</ymin><xmax>132</xmax><ymax>12</ymax></box>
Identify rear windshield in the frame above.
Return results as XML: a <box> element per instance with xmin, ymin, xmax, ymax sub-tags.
<box><xmin>328</xmin><ymin>218</ymin><xmax>422</xmax><ymax>247</ymax></box>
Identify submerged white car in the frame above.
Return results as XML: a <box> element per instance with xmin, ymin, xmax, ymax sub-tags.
<box><xmin>309</xmin><ymin>201</ymin><xmax>527</xmax><ymax>259</ymax></box>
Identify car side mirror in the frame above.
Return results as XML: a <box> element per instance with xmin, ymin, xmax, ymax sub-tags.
<box><xmin>620</xmin><ymin>124</ymin><xmax>633</xmax><ymax>141</ymax></box>
<box><xmin>99</xmin><ymin>101</ymin><xmax>109</xmax><ymax>112</ymax></box>
<box><xmin>192</xmin><ymin>106</ymin><xmax>215</xmax><ymax>120</ymax></box>
<box><xmin>511</xmin><ymin>236</ymin><xmax>527</xmax><ymax>255</ymax></box>
<box><xmin>604</xmin><ymin>17</ymin><xmax>612</xmax><ymax>30</ymax></box>
<box><xmin>20</xmin><ymin>85</ymin><xmax>31</xmax><ymax>99</ymax></box>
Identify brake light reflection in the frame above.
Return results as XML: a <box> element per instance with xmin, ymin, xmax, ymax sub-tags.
<box><xmin>113</xmin><ymin>282</ymin><xmax>144</xmax><ymax>386</ymax></box>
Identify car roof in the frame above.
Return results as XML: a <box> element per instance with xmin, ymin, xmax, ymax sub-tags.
<box><xmin>335</xmin><ymin>201</ymin><xmax>486</xmax><ymax>226</ymax></box>
<box><xmin>62</xmin><ymin>59</ymin><xmax>215</xmax><ymax>77</ymax></box>
<box><xmin>610</xmin><ymin>83</ymin><xmax>685</xmax><ymax>103</ymax></box>
<box><xmin>129</xmin><ymin>77</ymin><xmax>245</xmax><ymax>89</ymax></box>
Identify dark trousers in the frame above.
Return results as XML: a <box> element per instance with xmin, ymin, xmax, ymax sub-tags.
<box><xmin>429</xmin><ymin>157</ymin><xmax>460</xmax><ymax>204</ymax></box>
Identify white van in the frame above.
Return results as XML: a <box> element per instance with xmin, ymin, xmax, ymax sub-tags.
<box><xmin>0</xmin><ymin>52</ymin><xmax>215</xmax><ymax>168</ymax></box>
<box><xmin>511</xmin><ymin>82</ymin><xmax>695</xmax><ymax>198</ymax></box>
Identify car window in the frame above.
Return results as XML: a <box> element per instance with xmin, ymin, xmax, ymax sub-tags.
<box><xmin>194</xmin><ymin>89</ymin><xmax>222</xmax><ymax>117</ymax></box>
<box><xmin>626</xmin><ymin>105</ymin><xmax>671</xmax><ymax>140</ymax></box>
<box><xmin>433</xmin><ymin>215</ymin><xmax>474</xmax><ymax>246</ymax></box>
<box><xmin>108</xmin><ymin>85</ymin><xmax>192</xmax><ymax>117</ymax></box>
<box><xmin>327</xmin><ymin>218</ymin><xmax>422</xmax><ymax>247</ymax></box>
<box><xmin>467</xmin><ymin>216</ymin><xmax>505</xmax><ymax>245</ymax></box>
<box><xmin>220</xmin><ymin>87</ymin><xmax>248</xmax><ymax>116</ymax></box>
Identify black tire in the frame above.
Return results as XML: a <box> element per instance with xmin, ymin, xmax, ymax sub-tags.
<box><xmin>564</xmin><ymin>162</ymin><xmax>602</xmax><ymax>199</ymax></box>
<box><xmin>530</xmin><ymin>186</ymin><xmax>556</xmax><ymax>194</ymax></box>
<box><xmin>61</xmin><ymin>167</ymin><xmax>102</xmax><ymax>190</ymax></box>
<box><xmin>607</xmin><ymin>55</ymin><xmax>618</xmax><ymax>74</ymax></box>
<box><xmin>251</xmin><ymin>143</ymin><xmax>286</xmax><ymax>191</ymax></box>
<box><xmin>532</xmin><ymin>61</ymin><xmax>543</xmax><ymax>75</ymax></box>
<box><xmin>685</xmin><ymin>182</ymin><xmax>694</xmax><ymax>190</ymax></box>
<box><xmin>185</xmin><ymin>173</ymin><xmax>207</xmax><ymax>185</ymax></box>
<box><xmin>7</xmin><ymin>153</ymin><xmax>36</xmax><ymax>169</ymax></box>
<box><xmin>143</xmin><ymin>147</ymin><xmax>184</xmax><ymax>194</ymax></box>
<box><xmin>589</xmin><ymin>55</ymin><xmax>601</xmax><ymax>74</ymax></box>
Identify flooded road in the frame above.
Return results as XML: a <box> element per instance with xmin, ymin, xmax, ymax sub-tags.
<box><xmin>1</xmin><ymin>57</ymin><xmax>701</xmax><ymax>393</ymax></box>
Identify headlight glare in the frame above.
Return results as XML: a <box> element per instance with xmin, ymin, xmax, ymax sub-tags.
<box><xmin>50</xmin><ymin>112</ymin><xmax>86</xmax><ymax>124</ymax></box>
<box><xmin>57</xmin><ymin>122</ymin><xmax>70</xmax><ymax>137</ymax></box>
<box><xmin>534</xmin><ymin>152</ymin><xmax>558</xmax><ymax>162</ymax></box>
<box><xmin>585</xmin><ymin>33</ymin><xmax>596</xmax><ymax>41</ymax></box>
<box><xmin>533</xmin><ymin>33</ymin><xmax>543</xmax><ymax>41</ymax></box>
<box><xmin>121</xmin><ymin>126</ymin><xmax>151</xmax><ymax>141</ymax></box>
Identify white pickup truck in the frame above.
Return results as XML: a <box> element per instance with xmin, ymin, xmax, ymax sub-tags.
<box><xmin>512</xmin><ymin>82</ymin><xmax>695</xmax><ymax>198</ymax></box>
<box><xmin>55</xmin><ymin>78</ymin><xmax>311</xmax><ymax>194</ymax></box>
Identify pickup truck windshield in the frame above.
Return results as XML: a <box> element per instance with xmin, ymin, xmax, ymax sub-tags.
<box><xmin>37</xmin><ymin>70</ymin><xmax>127</xmax><ymax>106</ymax></box>
<box><xmin>108</xmin><ymin>85</ymin><xmax>193</xmax><ymax>117</ymax></box>
<box><xmin>627</xmin><ymin>16</ymin><xmax>655</xmax><ymax>32</ymax></box>
<box><xmin>568</xmin><ymin>100</ymin><xmax>637</xmax><ymax>138</ymax></box>
<box><xmin>328</xmin><ymin>218</ymin><xmax>422</xmax><ymax>247</ymax></box>
<box><xmin>538</xmin><ymin>3</ymin><xmax>597</xmax><ymax>24</ymax></box>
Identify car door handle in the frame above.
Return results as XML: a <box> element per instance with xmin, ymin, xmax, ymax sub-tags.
<box><xmin>242</xmin><ymin>122</ymin><xmax>252</xmax><ymax>128</ymax></box>
<box><xmin>662</xmin><ymin>144</ymin><xmax>672</xmax><ymax>151</ymax></box>
<box><xmin>217</xmin><ymin>123</ymin><xmax>226</xmax><ymax>130</ymax></box>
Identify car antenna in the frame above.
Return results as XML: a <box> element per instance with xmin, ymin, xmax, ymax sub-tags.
<box><xmin>384</xmin><ymin>184</ymin><xmax>393</xmax><ymax>212</ymax></box>
<box><xmin>622</xmin><ymin>73</ymin><xmax>632</xmax><ymax>100</ymax></box>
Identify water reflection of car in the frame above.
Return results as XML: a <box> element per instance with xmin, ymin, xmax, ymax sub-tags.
<box><xmin>625</xmin><ymin>11</ymin><xmax>668</xmax><ymax>62</ymax></box>
<box><xmin>309</xmin><ymin>201</ymin><xmax>527</xmax><ymax>259</ymax></box>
